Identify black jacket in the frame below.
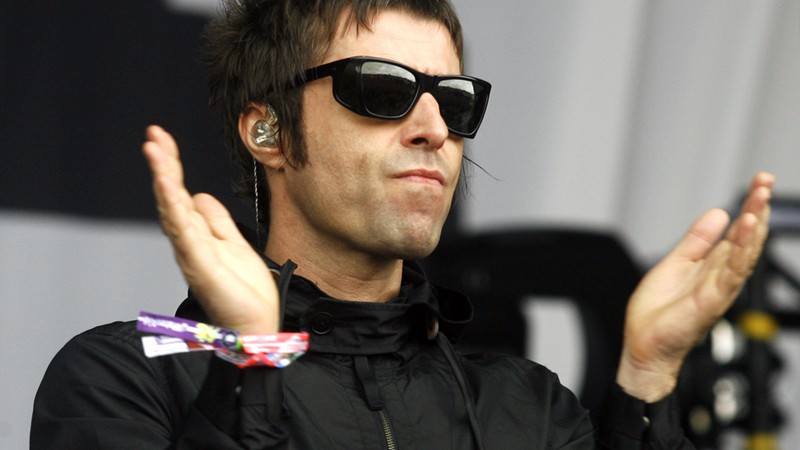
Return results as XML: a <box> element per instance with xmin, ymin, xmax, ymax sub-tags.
<box><xmin>32</xmin><ymin>261</ymin><xmax>691</xmax><ymax>449</ymax></box>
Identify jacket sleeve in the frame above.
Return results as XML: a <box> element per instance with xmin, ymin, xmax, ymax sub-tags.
<box><xmin>178</xmin><ymin>358</ymin><xmax>289</xmax><ymax>449</ymax></box>
<box><xmin>31</xmin><ymin>324</ymin><xmax>288</xmax><ymax>449</ymax></box>
<box><xmin>595</xmin><ymin>384</ymin><xmax>696</xmax><ymax>449</ymax></box>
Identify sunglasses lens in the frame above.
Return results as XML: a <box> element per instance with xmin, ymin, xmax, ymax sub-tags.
<box><xmin>360</xmin><ymin>61</ymin><xmax>417</xmax><ymax>117</ymax></box>
<box><xmin>435</xmin><ymin>79</ymin><xmax>486</xmax><ymax>136</ymax></box>
<box><xmin>334</xmin><ymin>62</ymin><xmax>361</xmax><ymax>111</ymax></box>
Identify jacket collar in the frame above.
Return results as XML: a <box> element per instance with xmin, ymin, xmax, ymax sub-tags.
<box><xmin>175</xmin><ymin>259</ymin><xmax>473</xmax><ymax>356</ymax></box>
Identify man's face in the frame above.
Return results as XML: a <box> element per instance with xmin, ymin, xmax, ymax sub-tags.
<box><xmin>277</xmin><ymin>10</ymin><xmax>463</xmax><ymax>261</ymax></box>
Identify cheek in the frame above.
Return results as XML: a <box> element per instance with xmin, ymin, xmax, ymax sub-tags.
<box><xmin>310</xmin><ymin>141</ymin><xmax>381</xmax><ymax>207</ymax></box>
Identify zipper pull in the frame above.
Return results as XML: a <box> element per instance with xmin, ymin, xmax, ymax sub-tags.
<box><xmin>354</xmin><ymin>355</ymin><xmax>383</xmax><ymax>410</ymax></box>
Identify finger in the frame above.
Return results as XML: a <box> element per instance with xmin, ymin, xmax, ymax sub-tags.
<box><xmin>142</xmin><ymin>125</ymin><xmax>185</xmax><ymax>187</ymax></box>
<box><xmin>716</xmin><ymin>205</ymin><xmax>769</xmax><ymax>295</ymax></box>
<box><xmin>146</xmin><ymin>124</ymin><xmax>180</xmax><ymax>158</ymax></box>
<box><xmin>739</xmin><ymin>185</ymin><xmax>772</xmax><ymax>222</ymax></box>
<box><xmin>736</xmin><ymin>172</ymin><xmax>774</xmax><ymax>240</ymax></box>
<box><xmin>152</xmin><ymin>173</ymin><xmax>210</xmax><ymax>245</ymax></box>
<box><xmin>705</xmin><ymin>212</ymin><xmax>756</xmax><ymax>301</ymax></box>
<box><xmin>141</xmin><ymin>126</ymin><xmax>195</xmax><ymax>227</ymax></box>
<box><xmin>699</xmin><ymin>179</ymin><xmax>771</xmax><ymax>293</ymax></box>
<box><xmin>719</xmin><ymin>175</ymin><xmax>774</xmax><ymax>277</ymax></box>
<box><xmin>194</xmin><ymin>193</ymin><xmax>251</xmax><ymax>246</ymax></box>
<box><xmin>674</xmin><ymin>173</ymin><xmax>773</xmax><ymax>269</ymax></box>
<box><xmin>667</xmin><ymin>208</ymin><xmax>731</xmax><ymax>263</ymax></box>
<box><xmin>157</xmin><ymin>190</ymin><xmax>218</xmax><ymax>282</ymax></box>
<box><xmin>143</xmin><ymin>126</ymin><xmax>191</xmax><ymax>228</ymax></box>
<box><xmin>728</xmin><ymin>212</ymin><xmax>758</xmax><ymax>271</ymax></box>
<box><xmin>750</xmin><ymin>171</ymin><xmax>776</xmax><ymax>194</ymax></box>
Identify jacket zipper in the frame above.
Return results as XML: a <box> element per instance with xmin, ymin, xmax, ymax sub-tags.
<box><xmin>354</xmin><ymin>355</ymin><xmax>397</xmax><ymax>449</ymax></box>
<box><xmin>378</xmin><ymin>409</ymin><xmax>397</xmax><ymax>450</ymax></box>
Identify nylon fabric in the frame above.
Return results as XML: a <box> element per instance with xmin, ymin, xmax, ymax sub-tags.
<box><xmin>32</xmin><ymin>258</ymin><xmax>694</xmax><ymax>448</ymax></box>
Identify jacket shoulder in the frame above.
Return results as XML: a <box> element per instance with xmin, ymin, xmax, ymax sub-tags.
<box><xmin>459</xmin><ymin>352</ymin><xmax>588</xmax><ymax>418</ymax></box>
<box><xmin>458</xmin><ymin>352</ymin><xmax>595</xmax><ymax>447</ymax></box>
<box><xmin>460</xmin><ymin>351</ymin><xmax>563</xmax><ymax>385</ymax></box>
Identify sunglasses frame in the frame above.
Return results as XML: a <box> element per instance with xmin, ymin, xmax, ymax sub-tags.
<box><xmin>300</xmin><ymin>56</ymin><xmax>491</xmax><ymax>138</ymax></box>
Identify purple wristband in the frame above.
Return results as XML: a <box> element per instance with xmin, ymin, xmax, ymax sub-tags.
<box><xmin>137</xmin><ymin>311</ymin><xmax>240</xmax><ymax>351</ymax></box>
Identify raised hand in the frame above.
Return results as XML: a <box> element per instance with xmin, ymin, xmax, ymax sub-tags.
<box><xmin>616</xmin><ymin>172</ymin><xmax>775</xmax><ymax>402</ymax></box>
<box><xmin>142</xmin><ymin>125</ymin><xmax>279</xmax><ymax>334</ymax></box>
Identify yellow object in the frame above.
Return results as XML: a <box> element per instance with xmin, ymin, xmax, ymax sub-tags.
<box><xmin>747</xmin><ymin>432</ymin><xmax>778</xmax><ymax>450</ymax></box>
<box><xmin>739</xmin><ymin>311</ymin><xmax>779</xmax><ymax>341</ymax></box>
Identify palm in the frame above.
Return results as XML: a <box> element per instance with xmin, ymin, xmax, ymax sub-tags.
<box><xmin>143</xmin><ymin>126</ymin><xmax>279</xmax><ymax>334</ymax></box>
<box><xmin>626</xmin><ymin>210</ymin><xmax>739</xmax><ymax>369</ymax></box>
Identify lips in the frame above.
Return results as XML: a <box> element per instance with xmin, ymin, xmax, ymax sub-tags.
<box><xmin>394</xmin><ymin>168</ymin><xmax>446</xmax><ymax>185</ymax></box>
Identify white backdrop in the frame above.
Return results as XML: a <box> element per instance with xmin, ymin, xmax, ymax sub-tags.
<box><xmin>2</xmin><ymin>1</ymin><xmax>799</xmax><ymax>448</ymax></box>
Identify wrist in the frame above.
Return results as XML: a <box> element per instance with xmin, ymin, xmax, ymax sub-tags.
<box><xmin>211</xmin><ymin>309</ymin><xmax>279</xmax><ymax>335</ymax></box>
<box><xmin>137</xmin><ymin>311</ymin><xmax>307</xmax><ymax>369</ymax></box>
<box><xmin>231</xmin><ymin>320</ymin><xmax>279</xmax><ymax>335</ymax></box>
<box><xmin>616</xmin><ymin>355</ymin><xmax>678</xmax><ymax>403</ymax></box>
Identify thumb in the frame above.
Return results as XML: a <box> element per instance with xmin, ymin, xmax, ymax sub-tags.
<box><xmin>194</xmin><ymin>193</ymin><xmax>250</xmax><ymax>246</ymax></box>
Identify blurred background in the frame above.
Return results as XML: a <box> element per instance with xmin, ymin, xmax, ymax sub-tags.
<box><xmin>2</xmin><ymin>0</ymin><xmax>799</xmax><ymax>448</ymax></box>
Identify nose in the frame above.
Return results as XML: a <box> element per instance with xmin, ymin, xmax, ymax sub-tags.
<box><xmin>400</xmin><ymin>93</ymin><xmax>450</xmax><ymax>150</ymax></box>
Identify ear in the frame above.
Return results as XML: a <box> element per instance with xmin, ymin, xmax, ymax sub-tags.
<box><xmin>238</xmin><ymin>103</ymin><xmax>286</xmax><ymax>170</ymax></box>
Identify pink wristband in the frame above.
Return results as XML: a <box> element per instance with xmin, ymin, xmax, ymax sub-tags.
<box><xmin>215</xmin><ymin>333</ymin><xmax>310</xmax><ymax>368</ymax></box>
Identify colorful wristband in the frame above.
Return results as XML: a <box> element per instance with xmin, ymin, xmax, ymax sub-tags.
<box><xmin>136</xmin><ymin>311</ymin><xmax>309</xmax><ymax>368</ymax></box>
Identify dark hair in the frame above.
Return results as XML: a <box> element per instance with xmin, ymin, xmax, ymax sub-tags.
<box><xmin>202</xmin><ymin>0</ymin><xmax>464</xmax><ymax>228</ymax></box>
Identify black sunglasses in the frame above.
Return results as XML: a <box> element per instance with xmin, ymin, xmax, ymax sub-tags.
<box><xmin>301</xmin><ymin>56</ymin><xmax>491</xmax><ymax>138</ymax></box>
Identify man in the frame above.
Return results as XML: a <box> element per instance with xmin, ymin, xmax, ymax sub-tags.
<box><xmin>32</xmin><ymin>0</ymin><xmax>774</xmax><ymax>448</ymax></box>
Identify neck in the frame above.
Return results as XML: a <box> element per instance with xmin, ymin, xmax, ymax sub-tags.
<box><xmin>265</xmin><ymin>229</ymin><xmax>404</xmax><ymax>303</ymax></box>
